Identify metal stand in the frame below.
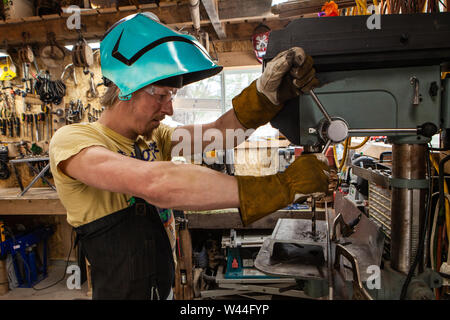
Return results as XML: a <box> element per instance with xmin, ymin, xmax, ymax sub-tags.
<box><xmin>9</xmin><ymin>157</ymin><xmax>55</xmax><ymax>197</ymax></box>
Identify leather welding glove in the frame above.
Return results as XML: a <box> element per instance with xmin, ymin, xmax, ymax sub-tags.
<box><xmin>232</xmin><ymin>47</ymin><xmax>319</xmax><ymax>129</ymax></box>
<box><xmin>236</xmin><ymin>153</ymin><xmax>330</xmax><ymax>226</ymax></box>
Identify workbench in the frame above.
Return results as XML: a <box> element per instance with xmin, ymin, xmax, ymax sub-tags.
<box><xmin>0</xmin><ymin>187</ymin><xmax>65</xmax><ymax>215</ymax></box>
<box><xmin>0</xmin><ymin>187</ymin><xmax>324</xmax><ymax>226</ymax></box>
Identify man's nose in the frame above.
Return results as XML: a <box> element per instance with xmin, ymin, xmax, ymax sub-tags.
<box><xmin>161</xmin><ymin>100</ymin><xmax>174</xmax><ymax>116</ymax></box>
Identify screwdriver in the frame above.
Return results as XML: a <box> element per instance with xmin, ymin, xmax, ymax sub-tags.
<box><xmin>39</xmin><ymin>112</ymin><xmax>45</xmax><ymax>140</ymax></box>
<box><xmin>34</xmin><ymin>113</ymin><xmax>39</xmax><ymax>141</ymax></box>
<box><xmin>28</xmin><ymin>114</ymin><xmax>33</xmax><ymax>141</ymax></box>
<box><xmin>22</xmin><ymin>113</ymin><xmax>27</xmax><ymax>138</ymax></box>
<box><xmin>14</xmin><ymin>116</ymin><xmax>20</xmax><ymax>137</ymax></box>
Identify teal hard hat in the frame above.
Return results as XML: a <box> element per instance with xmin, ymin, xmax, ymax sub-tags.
<box><xmin>100</xmin><ymin>12</ymin><xmax>223</xmax><ymax>100</ymax></box>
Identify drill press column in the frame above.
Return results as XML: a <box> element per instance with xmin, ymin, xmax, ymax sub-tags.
<box><xmin>390</xmin><ymin>143</ymin><xmax>427</xmax><ymax>274</ymax></box>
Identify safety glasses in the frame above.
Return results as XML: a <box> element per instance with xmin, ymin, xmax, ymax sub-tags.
<box><xmin>143</xmin><ymin>85</ymin><xmax>177</xmax><ymax>104</ymax></box>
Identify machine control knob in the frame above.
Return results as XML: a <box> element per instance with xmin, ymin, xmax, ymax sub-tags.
<box><xmin>319</xmin><ymin>118</ymin><xmax>349</xmax><ymax>143</ymax></box>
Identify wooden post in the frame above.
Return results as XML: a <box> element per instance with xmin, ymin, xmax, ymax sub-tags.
<box><xmin>0</xmin><ymin>259</ymin><xmax>9</xmax><ymax>295</ymax></box>
<box><xmin>174</xmin><ymin>221</ymin><xmax>194</xmax><ymax>300</ymax></box>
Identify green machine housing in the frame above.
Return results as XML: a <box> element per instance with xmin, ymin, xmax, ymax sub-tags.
<box><xmin>268</xmin><ymin>13</ymin><xmax>450</xmax><ymax>145</ymax></box>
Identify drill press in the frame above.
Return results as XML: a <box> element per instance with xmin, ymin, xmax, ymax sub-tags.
<box><xmin>256</xmin><ymin>12</ymin><xmax>450</xmax><ymax>299</ymax></box>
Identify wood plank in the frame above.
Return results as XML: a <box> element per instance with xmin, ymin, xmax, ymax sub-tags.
<box><xmin>201</xmin><ymin>0</ymin><xmax>227</xmax><ymax>39</ymax></box>
<box><xmin>0</xmin><ymin>187</ymin><xmax>59</xmax><ymax>199</ymax></box>
<box><xmin>0</xmin><ymin>188</ymin><xmax>66</xmax><ymax>215</ymax></box>
<box><xmin>216</xmin><ymin>51</ymin><xmax>260</xmax><ymax>67</ymax></box>
<box><xmin>219</xmin><ymin>0</ymin><xmax>274</xmax><ymax>20</ymax></box>
<box><xmin>179</xmin><ymin>227</ymin><xmax>193</xmax><ymax>300</ymax></box>
<box><xmin>0</xmin><ymin>199</ymin><xmax>66</xmax><ymax>215</ymax></box>
<box><xmin>0</xmin><ymin>3</ymin><xmax>294</xmax><ymax>46</ymax></box>
<box><xmin>273</xmin><ymin>0</ymin><xmax>373</xmax><ymax>18</ymax></box>
<box><xmin>185</xmin><ymin>209</ymin><xmax>325</xmax><ymax>229</ymax></box>
<box><xmin>41</xmin><ymin>14</ymin><xmax>61</xmax><ymax>20</ymax></box>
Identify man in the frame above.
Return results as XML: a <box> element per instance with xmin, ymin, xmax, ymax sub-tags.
<box><xmin>49</xmin><ymin>12</ymin><xmax>329</xmax><ymax>300</ymax></box>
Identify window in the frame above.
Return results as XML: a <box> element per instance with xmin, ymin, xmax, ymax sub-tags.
<box><xmin>169</xmin><ymin>66</ymin><xmax>279</xmax><ymax>140</ymax></box>
<box><xmin>172</xmin><ymin>67</ymin><xmax>261</xmax><ymax>125</ymax></box>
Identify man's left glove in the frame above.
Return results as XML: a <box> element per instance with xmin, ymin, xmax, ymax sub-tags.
<box><xmin>232</xmin><ymin>47</ymin><xmax>319</xmax><ymax>129</ymax></box>
<box><xmin>235</xmin><ymin>153</ymin><xmax>330</xmax><ymax>226</ymax></box>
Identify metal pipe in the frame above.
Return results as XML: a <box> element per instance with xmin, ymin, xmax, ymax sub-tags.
<box><xmin>348</xmin><ymin>128</ymin><xmax>417</xmax><ymax>134</ymax></box>
<box><xmin>390</xmin><ymin>144</ymin><xmax>427</xmax><ymax>274</ymax></box>
<box><xmin>189</xmin><ymin>0</ymin><xmax>201</xmax><ymax>33</ymax></box>
<box><xmin>309</xmin><ymin>90</ymin><xmax>332</xmax><ymax>123</ymax></box>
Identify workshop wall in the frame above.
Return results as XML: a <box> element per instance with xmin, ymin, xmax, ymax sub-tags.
<box><xmin>0</xmin><ymin>46</ymin><xmax>105</xmax><ymax>189</ymax></box>
<box><xmin>0</xmin><ymin>45</ymin><xmax>105</xmax><ymax>261</ymax></box>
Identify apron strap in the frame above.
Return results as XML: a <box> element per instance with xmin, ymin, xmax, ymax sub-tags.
<box><xmin>134</xmin><ymin>142</ymin><xmax>143</xmax><ymax>160</ymax></box>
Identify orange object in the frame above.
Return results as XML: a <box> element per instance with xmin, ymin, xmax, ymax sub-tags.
<box><xmin>294</xmin><ymin>147</ymin><xmax>304</xmax><ymax>158</ymax></box>
<box><xmin>325</xmin><ymin>146</ymin><xmax>335</xmax><ymax>167</ymax></box>
<box><xmin>322</xmin><ymin>1</ymin><xmax>339</xmax><ymax>16</ymax></box>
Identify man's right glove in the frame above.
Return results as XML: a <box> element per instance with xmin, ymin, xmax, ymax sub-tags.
<box><xmin>232</xmin><ymin>47</ymin><xmax>319</xmax><ymax>129</ymax></box>
<box><xmin>235</xmin><ymin>154</ymin><xmax>330</xmax><ymax>226</ymax></box>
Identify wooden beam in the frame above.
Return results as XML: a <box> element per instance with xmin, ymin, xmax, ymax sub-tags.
<box><xmin>201</xmin><ymin>0</ymin><xmax>227</xmax><ymax>39</ymax></box>
<box><xmin>216</xmin><ymin>51</ymin><xmax>260</xmax><ymax>67</ymax></box>
<box><xmin>219</xmin><ymin>0</ymin><xmax>274</xmax><ymax>20</ymax></box>
<box><xmin>0</xmin><ymin>2</ymin><xmax>295</xmax><ymax>49</ymax></box>
<box><xmin>272</xmin><ymin>0</ymin><xmax>373</xmax><ymax>17</ymax></box>
<box><xmin>0</xmin><ymin>188</ymin><xmax>66</xmax><ymax>215</ymax></box>
<box><xmin>0</xmin><ymin>2</ymin><xmax>205</xmax><ymax>47</ymax></box>
<box><xmin>0</xmin><ymin>199</ymin><xmax>66</xmax><ymax>215</ymax></box>
<box><xmin>185</xmin><ymin>209</ymin><xmax>324</xmax><ymax>229</ymax></box>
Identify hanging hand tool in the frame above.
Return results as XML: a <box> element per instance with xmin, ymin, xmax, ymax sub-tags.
<box><xmin>86</xmin><ymin>71</ymin><xmax>99</xmax><ymax>100</ymax></box>
<box><xmin>41</xmin><ymin>105</ymin><xmax>50</xmax><ymax>140</ymax></box>
<box><xmin>61</xmin><ymin>63</ymin><xmax>77</xmax><ymax>86</ymax></box>
<box><xmin>27</xmin><ymin>114</ymin><xmax>33</xmax><ymax>141</ymax></box>
<box><xmin>33</xmin><ymin>113</ymin><xmax>39</xmax><ymax>141</ymax></box>
<box><xmin>22</xmin><ymin>62</ymin><xmax>31</xmax><ymax>94</ymax></box>
<box><xmin>1</xmin><ymin>118</ymin><xmax>6</xmax><ymax>136</ymax></box>
<box><xmin>8</xmin><ymin>118</ymin><xmax>13</xmax><ymax>137</ymax></box>
<box><xmin>21</xmin><ymin>114</ymin><xmax>27</xmax><ymax>138</ymax></box>
<box><xmin>14</xmin><ymin>116</ymin><xmax>20</xmax><ymax>137</ymax></box>
<box><xmin>0</xmin><ymin>119</ymin><xmax>5</xmax><ymax>136</ymax></box>
<box><xmin>39</xmin><ymin>112</ymin><xmax>46</xmax><ymax>140</ymax></box>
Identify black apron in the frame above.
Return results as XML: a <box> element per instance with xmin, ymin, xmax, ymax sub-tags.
<box><xmin>74</xmin><ymin>143</ymin><xmax>175</xmax><ymax>300</ymax></box>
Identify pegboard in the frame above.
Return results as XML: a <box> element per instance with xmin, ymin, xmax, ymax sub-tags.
<box><xmin>0</xmin><ymin>45</ymin><xmax>106</xmax><ymax>189</ymax></box>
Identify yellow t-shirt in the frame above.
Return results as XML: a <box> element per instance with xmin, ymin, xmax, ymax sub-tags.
<box><xmin>49</xmin><ymin>121</ymin><xmax>177</xmax><ymax>260</ymax></box>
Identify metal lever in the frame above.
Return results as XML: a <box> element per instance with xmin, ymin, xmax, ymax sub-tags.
<box><xmin>410</xmin><ymin>76</ymin><xmax>420</xmax><ymax>106</ymax></box>
<box><xmin>310</xmin><ymin>90</ymin><xmax>332</xmax><ymax>123</ymax></box>
<box><xmin>308</xmin><ymin>90</ymin><xmax>349</xmax><ymax>154</ymax></box>
<box><xmin>334</xmin><ymin>244</ymin><xmax>373</xmax><ymax>300</ymax></box>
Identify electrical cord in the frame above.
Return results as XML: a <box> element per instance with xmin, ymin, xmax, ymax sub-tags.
<box><xmin>430</xmin><ymin>192</ymin><xmax>441</xmax><ymax>271</ymax></box>
<box><xmin>32</xmin><ymin>228</ymin><xmax>74</xmax><ymax>291</ymax></box>
<box><xmin>430</xmin><ymin>154</ymin><xmax>450</xmax><ymax>243</ymax></box>
<box><xmin>399</xmin><ymin>144</ymin><xmax>433</xmax><ymax>300</ymax></box>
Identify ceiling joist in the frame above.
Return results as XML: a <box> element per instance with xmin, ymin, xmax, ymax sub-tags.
<box><xmin>201</xmin><ymin>0</ymin><xmax>227</xmax><ymax>39</ymax></box>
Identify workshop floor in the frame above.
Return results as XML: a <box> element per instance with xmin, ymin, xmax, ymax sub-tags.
<box><xmin>0</xmin><ymin>261</ymin><xmax>91</xmax><ymax>300</ymax></box>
